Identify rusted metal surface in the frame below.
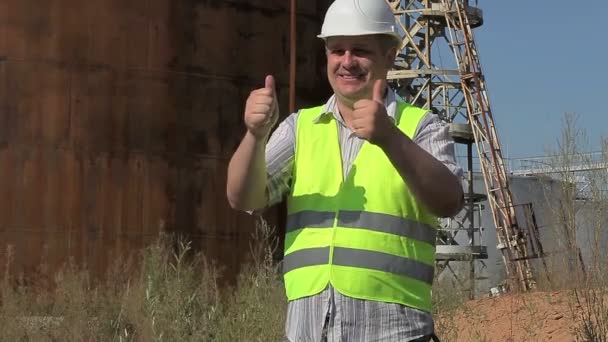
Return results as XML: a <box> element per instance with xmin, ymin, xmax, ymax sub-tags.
<box><xmin>0</xmin><ymin>0</ymin><xmax>332</xmax><ymax>283</ymax></box>
<box><xmin>289</xmin><ymin>0</ymin><xmax>297</xmax><ymax>113</ymax></box>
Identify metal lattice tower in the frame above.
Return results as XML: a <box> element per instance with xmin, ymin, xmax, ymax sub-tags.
<box><xmin>387</xmin><ymin>0</ymin><xmax>541</xmax><ymax>295</ymax></box>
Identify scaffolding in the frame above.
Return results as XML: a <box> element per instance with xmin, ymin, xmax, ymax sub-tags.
<box><xmin>387</xmin><ymin>0</ymin><xmax>543</xmax><ymax>296</ymax></box>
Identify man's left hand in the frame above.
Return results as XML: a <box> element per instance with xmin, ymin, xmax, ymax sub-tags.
<box><xmin>351</xmin><ymin>79</ymin><xmax>397</xmax><ymax>146</ymax></box>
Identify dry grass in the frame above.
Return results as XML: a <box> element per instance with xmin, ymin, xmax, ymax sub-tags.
<box><xmin>0</xmin><ymin>219</ymin><xmax>286</xmax><ymax>342</ymax></box>
<box><xmin>432</xmin><ymin>277</ymin><xmax>469</xmax><ymax>341</ymax></box>
<box><xmin>574</xmin><ymin>286</ymin><xmax>608</xmax><ymax>342</ymax></box>
<box><xmin>541</xmin><ymin>113</ymin><xmax>608</xmax><ymax>341</ymax></box>
<box><xmin>0</xmin><ymin>219</ymin><xmax>491</xmax><ymax>342</ymax></box>
<box><xmin>3</xmin><ymin>222</ymin><xmax>583</xmax><ymax>342</ymax></box>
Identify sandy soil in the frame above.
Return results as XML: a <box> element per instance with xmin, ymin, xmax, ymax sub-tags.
<box><xmin>437</xmin><ymin>291</ymin><xmax>583</xmax><ymax>341</ymax></box>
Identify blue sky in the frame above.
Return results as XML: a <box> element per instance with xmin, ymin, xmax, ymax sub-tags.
<box><xmin>471</xmin><ymin>1</ymin><xmax>607</xmax><ymax>159</ymax></box>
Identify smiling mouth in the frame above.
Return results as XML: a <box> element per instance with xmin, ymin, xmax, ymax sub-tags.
<box><xmin>337</xmin><ymin>74</ymin><xmax>364</xmax><ymax>81</ymax></box>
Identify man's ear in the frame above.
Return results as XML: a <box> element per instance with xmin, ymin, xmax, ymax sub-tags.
<box><xmin>385</xmin><ymin>46</ymin><xmax>398</xmax><ymax>69</ymax></box>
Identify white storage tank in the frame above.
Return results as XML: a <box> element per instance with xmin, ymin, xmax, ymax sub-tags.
<box><xmin>437</xmin><ymin>172</ymin><xmax>604</xmax><ymax>296</ymax></box>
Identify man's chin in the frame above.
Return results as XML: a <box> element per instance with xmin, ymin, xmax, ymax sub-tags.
<box><xmin>336</xmin><ymin>89</ymin><xmax>370</xmax><ymax>102</ymax></box>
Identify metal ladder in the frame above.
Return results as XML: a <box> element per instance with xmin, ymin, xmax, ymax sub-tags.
<box><xmin>440</xmin><ymin>0</ymin><xmax>536</xmax><ymax>291</ymax></box>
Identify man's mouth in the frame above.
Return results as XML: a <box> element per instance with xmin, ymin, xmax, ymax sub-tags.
<box><xmin>337</xmin><ymin>74</ymin><xmax>364</xmax><ymax>81</ymax></box>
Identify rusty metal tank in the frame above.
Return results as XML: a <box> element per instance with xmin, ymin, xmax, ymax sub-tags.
<box><xmin>0</xmin><ymin>0</ymin><xmax>332</xmax><ymax>282</ymax></box>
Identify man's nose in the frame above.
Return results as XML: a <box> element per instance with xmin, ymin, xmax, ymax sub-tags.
<box><xmin>341</xmin><ymin>50</ymin><xmax>355</xmax><ymax>68</ymax></box>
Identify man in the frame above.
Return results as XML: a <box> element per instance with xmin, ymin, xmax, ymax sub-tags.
<box><xmin>226</xmin><ymin>0</ymin><xmax>464</xmax><ymax>340</ymax></box>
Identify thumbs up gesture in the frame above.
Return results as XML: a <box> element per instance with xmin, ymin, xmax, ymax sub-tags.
<box><xmin>351</xmin><ymin>79</ymin><xmax>395</xmax><ymax>146</ymax></box>
<box><xmin>244</xmin><ymin>75</ymin><xmax>280</xmax><ymax>139</ymax></box>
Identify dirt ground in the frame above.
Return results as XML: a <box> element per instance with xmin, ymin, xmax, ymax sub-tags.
<box><xmin>438</xmin><ymin>291</ymin><xmax>582</xmax><ymax>341</ymax></box>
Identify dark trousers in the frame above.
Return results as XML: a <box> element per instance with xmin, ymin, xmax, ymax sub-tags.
<box><xmin>410</xmin><ymin>333</ymin><xmax>440</xmax><ymax>342</ymax></box>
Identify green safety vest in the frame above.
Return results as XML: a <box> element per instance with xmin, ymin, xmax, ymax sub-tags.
<box><xmin>283</xmin><ymin>100</ymin><xmax>439</xmax><ymax>313</ymax></box>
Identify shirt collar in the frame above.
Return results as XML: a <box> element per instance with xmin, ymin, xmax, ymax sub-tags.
<box><xmin>312</xmin><ymin>88</ymin><xmax>399</xmax><ymax>124</ymax></box>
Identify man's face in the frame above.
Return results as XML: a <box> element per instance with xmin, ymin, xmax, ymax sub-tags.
<box><xmin>325</xmin><ymin>35</ymin><xmax>395</xmax><ymax>104</ymax></box>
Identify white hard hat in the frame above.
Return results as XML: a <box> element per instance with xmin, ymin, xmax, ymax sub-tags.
<box><xmin>318</xmin><ymin>0</ymin><xmax>401</xmax><ymax>42</ymax></box>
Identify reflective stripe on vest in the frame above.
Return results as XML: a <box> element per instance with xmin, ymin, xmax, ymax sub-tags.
<box><xmin>285</xmin><ymin>100</ymin><xmax>439</xmax><ymax>313</ymax></box>
<box><xmin>286</xmin><ymin>210</ymin><xmax>437</xmax><ymax>246</ymax></box>
<box><xmin>283</xmin><ymin>246</ymin><xmax>435</xmax><ymax>285</ymax></box>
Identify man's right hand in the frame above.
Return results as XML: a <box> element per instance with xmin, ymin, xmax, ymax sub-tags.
<box><xmin>244</xmin><ymin>75</ymin><xmax>279</xmax><ymax>139</ymax></box>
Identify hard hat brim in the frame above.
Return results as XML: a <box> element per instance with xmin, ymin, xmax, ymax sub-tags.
<box><xmin>317</xmin><ymin>32</ymin><xmax>402</xmax><ymax>44</ymax></box>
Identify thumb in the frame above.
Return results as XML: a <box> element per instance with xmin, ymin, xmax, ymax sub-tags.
<box><xmin>265</xmin><ymin>75</ymin><xmax>276</xmax><ymax>95</ymax></box>
<box><xmin>372</xmin><ymin>79</ymin><xmax>384</xmax><ymax>103</ymax></box>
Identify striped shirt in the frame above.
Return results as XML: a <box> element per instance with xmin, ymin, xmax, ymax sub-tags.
<box><xmin>264</xmin><ymin>90</ymin><xmax>463</xmax><ymax>342</ymax></box>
